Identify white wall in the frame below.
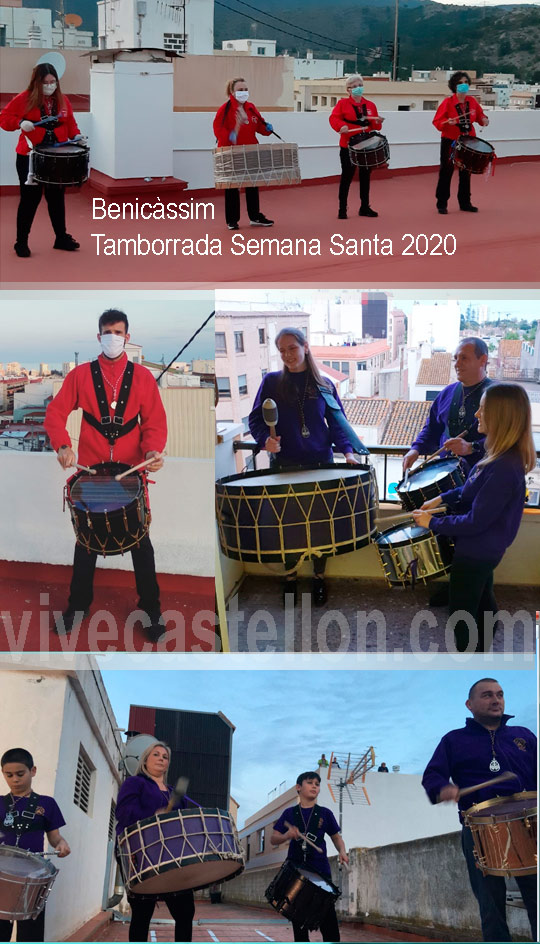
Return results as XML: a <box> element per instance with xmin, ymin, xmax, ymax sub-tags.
<box><xmin>294</xmin><ymin>58</ymin><xmax>344</xmax><ymax>80</ymax></box>
<box><xmin>97</xmin><ymin>0</ymin><xmax>213</xmax><ymax>52</ymax></box>
<box><xmin>0</xmin><ymin>452</ymin><xmax>214</xmax><ymax>576</ymax></box>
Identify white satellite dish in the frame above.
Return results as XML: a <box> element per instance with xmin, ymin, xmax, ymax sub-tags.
<box><xmin>121</xmin><ymin>733</ymin><xmax>158</xmax><ymax>776</ymax></box>
<box><xmin>36</xmin><ymin>51</ymin><xmax>67</xmax><ymax>80</ymax></box>
<box><xmin>54</xmin><ymin>20</ymin><xmax>62</xmax><ymax>28</ymax></box>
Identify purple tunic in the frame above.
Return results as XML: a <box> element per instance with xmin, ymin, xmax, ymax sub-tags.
<box><xmin>411</xmin><ymin>381</ymin><xmax>488</xmax><ymax>472</ymax></box>
<box><xmin>0</xmin><ymin>793</ymin><xmax>65</xmax><ymax>853</ymax></box>
<box><xmin>115</xmin><ymin>774</ymin><xmax>188</xmax><ymax>835</ymax></box>
<box><xmin>273</xmin><ymin>804</ymin><xmax>340</xmax><ymax>878</ymax></box>
<box><xmin>422</xmin><ymin>715</ymin><xmax>537</xmax><ymax>817</ymax></box>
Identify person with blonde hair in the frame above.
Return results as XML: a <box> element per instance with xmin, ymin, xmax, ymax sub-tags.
<box><xmin>412</xmin><ymin>383</ymin><xmax>536</xmax><ymax>651</ymax></box>
<box><xmin>249</xmin><ymin>328</ymin><xmax>368</xmax><ymax>605</ymax></box>
<box><xmin>329</xmin><ymin>74</ymin><xmax>383</xmax><ymax>219</ymax></box>
<box><xmin>213</xmin><ymin>77</ymin><xmax>274</xmax><ymax>230</ymax></box>
<box><xmin>115</xmin><ymin>742</ymin><xmax>196</xmax><ymax>941</ymax></box>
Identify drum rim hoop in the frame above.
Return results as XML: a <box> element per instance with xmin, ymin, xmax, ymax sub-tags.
<box><xmin>119</xmin><ymin>806</ymin><xmax>234</xmax><ymax>841</ymax></box>
<box><xmin>349</xmin><ymin>133</ymin><xmax>388</xmax><ymax>151</ymax></box>
<box><xmin>216</xmin><ymin>461</ymin><xmax>373</xmax><ymax>490</ymax></box>
<box><xmin>127</xmin><ymin>857</ymin><xmax>244</xmax><ymax>893</ymax></box>
<box><xmin>375</xmin><ymin>524</ymin><xmax>432</xmax><ymax>546</ymax></box>
<box><xmin>464</xmin><ymin>790</ymin><xmax>537</xmax><ymax>817</ymax></box>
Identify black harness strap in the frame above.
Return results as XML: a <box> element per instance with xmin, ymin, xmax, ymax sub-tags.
<box><xmin>83</xmin><ymin>359</ymin><xmax>139</xmax><ymax>443</ymax></box>
<box><xmin>2</xmin><ymin>791</ymin><xmax>42</xmax><ymax>838</ymax></box>
<box><xmin>293</xmin><ymin>803</ymin><xmax>323</xmax><ymax>843</ymax></box>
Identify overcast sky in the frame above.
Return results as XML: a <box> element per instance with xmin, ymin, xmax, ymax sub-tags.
<box><xmin>0</xmin><ymin>292</ymin><xmax>215</xmax><ymax>369</ymax></box>
<box><xmin>101</xmin><ymin>668</ymin><xmax>537</xmax><ymax>825</ymax></box>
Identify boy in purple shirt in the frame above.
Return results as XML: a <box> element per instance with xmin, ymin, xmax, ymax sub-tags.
<box><xmin>0</xmin><ymin>748</ymin><xmax>70</xmax><ymax>943</ymax></box>
<box><xmin>271</xmin><ymin>771</ymin><xmax>348</xmax><ymax>942</ymax></box>
<box><xmin>422</xmin><ymin>679</ymin><xmax>537</xmax><ymax>943</ymax></box>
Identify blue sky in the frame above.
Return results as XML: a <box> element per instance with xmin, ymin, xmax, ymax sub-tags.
<box><xmin>0</xmin><ymin>292</ymin><xmax>215</xmax><ymax>368</ymax></box>
<box><xmin>101</xmin><ymin>668</ymin><xmax>537</xmax><ymax>824</ymax></box>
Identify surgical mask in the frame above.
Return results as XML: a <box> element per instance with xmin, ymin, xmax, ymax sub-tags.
<box><xmin>350</xmin><ymin>86</ymin><xmax>364</xmax><ymax>98</ymax></box>
<box><xmin>43</xmin><ymin>82</ymin><xmax>57</xmax><ymax>96</ymax></box>
<box><xmin>456</xmin><ymin>83</ymin><xmax>469</xmax><ymax>94</ymax></box>
<box><xmin>100</xmin><ymin>334</ymin><xmax>126</xmax><ymax>358</ymax></box>
<box><xmin>234</xmin><ymin>90</ymin><xmax>249</xmax><ymax>103</ymax></box>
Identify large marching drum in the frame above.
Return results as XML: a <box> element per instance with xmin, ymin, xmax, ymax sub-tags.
<box><xmin>265</xmin><ymin>859</ymin><xmax>340</xmax><ymax>931</ymax></box>
<box><xmin>348</xmin><ymin>132</ymin><xmax>390</xmax><ymax>170</ymax></box>
<box><xmin>65</xmin><ymin>462</ymin><xmax>151</xmax><ymax>556</ymax></box>
<box><xmin>32</xmin><ymin>143</ymin><xmax>90</xmax><ymax>187</ymax></box>
<box><xmin>213</xmin><ymin>143</ymin><xmax>301</xmax><ymax>189</ymax></box>
<box><xmin>0</xmin><ymin>846</ymin><xmax>58</xmax><ymax>922</ymax></box>
<box><xmin>463</xmin><ymin>791</ymin><xmax>537</xmax><ymax>878</ymax></box>
<box><xmin>396</xmin><ymin>456</ymin><xmax>465</xmax><ymax>512</ymax></box>
<box><xmin>452</xmin><ymin>135</ymin><xmax>495</xmax><ymax>175</ymax></box>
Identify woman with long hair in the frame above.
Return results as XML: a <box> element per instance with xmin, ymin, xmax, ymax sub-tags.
<box><xmin>213</xmin><ymin>77</ymin><xmax>274</xmax><ymax>230</ymax></box>
<box><xmin>116</xmin><ymin>742</ymin><xmax>195</xmax><ymax>942</ymax></box>
<box><xmin>249</xmin><ymin>328</ymin><xmax>362</xmax><ymax>606</ymax></box>
<box><xmin>412</xmin><ymin>383</ymin><xmax>536</xmax><ymax>651</ymax></box>
<box><xmin>0</xmin><ymin>62</ymin><xmax>82</xmax><ymax>257</ymax></box>
<box><xmin>433</xmin><ymin>70</ymin><xmax>490</xmax><ymax>215</ymax></box>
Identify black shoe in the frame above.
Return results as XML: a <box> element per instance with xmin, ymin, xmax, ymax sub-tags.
<box><xmin>359</xmin><ymin>206</ymin><xmax>378</xmax><ymax>217</ymax></box>
<box><xmin>460</xmin><ymin>205</ymin><xmax>478</xmax><ymax>213</ymax></box>
<box><xmin>338</xmin><ymin>208</ymin><xmax>348</xmax><ymax>220</ymax></box>
<box><xmin>54</xmin><ymin>608</ymin><xmax>89</xmax><ymax>636</ymax></box>
<box><xmin>428</xmin><ymin>583</ymin><xmax>450</xmax><ymax>607</ymax></box>
<box><xmin>250</xmin><ymin>214</ymin><xmax>274</xmax><ymax>226</ymax></box>
<box><xmin>54</xmin><ymin>233</ymin><xmax>80</xmax><ymax>250</ymax></box>
<box><xmin>227</xmin><ymin>223</ymin><xmax>239</xmax><ymax>230</ymax></box>
<box><xmin>312</xmin><ymin>577</ymin><xmax>328</xmax><ymax>607</ymax></box>
<box><xmin>282</xmin><ymin>579</ymin><xmax>298</xmax><ymax>607</ymax></box>
<box><xmin>14</xmin><ymin>241</ymin><xmax>31</xmax><ymax>258</ymax></box>
<box><xmin>437</xmin><ymin>207</ymin><xmax>448</xmax><ymax>215</ymax></box>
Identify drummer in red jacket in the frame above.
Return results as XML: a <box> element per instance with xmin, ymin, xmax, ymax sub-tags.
<box><xmin>433</xmin><ymin>71</ymin><xmax>489</xmax><ymax>215</ymax></box>
<box><xmin>213</xmin><ymin>77</ymin><xmax>275</xmax><ymax>230</ymax></box>
<box><xmin>0</xmin><ymin>63</ymin><xmax>83</xmax><ymax>257</ymax></box>
<box><xmin>329</xmin><ymin>74</ymin><xmax>383</xmax><ymax>219</ymax></box>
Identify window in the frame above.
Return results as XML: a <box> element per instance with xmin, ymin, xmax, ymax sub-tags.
<box><xmin>311</xmin><ymin>95</ymin><xmax>318</xmax><ymax>106</ymax></box>
<box><xmin>258</xmin><ymin>828</ymin><xmax>265</xmax><ymax>853</ymax></box>
<box><xmin>241</xmin><ymin>415</ymin><xmax>250</xmax><ymax>433</ymax></box>
<box><xmin>321</xmin><ymin>96</ymin><xmax>327</xmax><ymax>105</ymax></box>
<box><xmin>238</xmin><ymin>374</ymin><xmax>248</xmax><ymax>396</ymax></box>
<box><xmin>246</xmin><ymin>837</ymin><xmax>251</xmax><ymax>862</ymax></box>
<box><xmin>257</xmin><ymin>47</ymin><xmax>266</xmax><ymax>55</ymax></box>
<box><xmin>258</xmin><ymin>328</ymin><xmax>265</xmax><ymax>344</ymax></box>
<box><xmin>397</xmin><ymin>105</ymin><xmax>410</xmax><ymax>111</ymax></box>
<box><xmin>341</xmin><ymin>361</ymin><xmax>350</xmax><ymax>374</ymax></box>
<box><xmin>332</xmin><ymin>361</ymin><xmax>340</xmax><ymax>371</ymax></box>
<box><xmin>423</xmin><ymin>100</ymin><xmax>438</xmax><ymax>111</ymax></box>
<box><xmin>357</xmin><ymin>362</ymin><xmax>366</xmax><ymax>370</ymax></box>
<box><xmin>216</xmin><ymin>332</ymin><xmax>227</xmax><ymax>354</ymax></box>
<box><xmin>217</xmin><ymin>377</ymin><xmax>231</xmax><ymax>398</ymax></box>
<box><xmin>108</xmin><ymin>800</ymin><xmax>116</xmax><ymax>841</ymax></box>
<box><xmin>330</xmin><ymin>96</ymin><xmax>337</xmax><ymax>106</ymax></box>
<box><xmin>73</xmin><ymin>745</ymin><xmax>95</xmax><ymax>814</ymax></box>
<box><xmin>297</xmin><ymin>101</ymin><xmax>302</xmax><ymax>111</ymax></box>
<box><xmin>426</xmin><ymin>390</ymin><xmax>439</xmax><ymax>401</ymax></box>
<box><xmin>234</xmin><ymin>331</ymin><xmax>244</xmax><ymax>353</ymax></box>
<box><xmin>323</xmin><ymin>360</ymin><xmax>330</xmax><ymax>367</ymax></box>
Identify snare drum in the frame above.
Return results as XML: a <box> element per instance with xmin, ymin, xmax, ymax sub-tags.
<box><xmin>0</xmin><ymin>846</ymin><xmax>58</xmax><ymax>921</ymax></box>
<box><xmin>265</xmin><ymin>859</ymin><xmax>340</xmax><ymax>931</ymax></box>
<box><xmin>65</xmin><ymin>462</ymin><xmax>150</xmax><ymax>556</ymax></box>
<box><xmin>117</xmin><ymin>808</ymin><xmax>244</xmax><ymax>894</ymax></box>
<box><xmin>348</xmin><ymin>133</ymin><xmax>390</xmax><ymax>169</ymax></box>
<box><xmin>452</xmin><ymin>136</ymin><xmax>495</xmax><ymax>175</ymax></box>
<box><xmin>213</xmin><ymin>143</ymin><xmax>301</xmax><ymax>189</ymax></box>
<box><xmin>32</xmin><ymin>143</ymin><xmax>90</xmax><ymax>186</ymax></box>
<box><xmin>375</xmin><ymin>523</ymin><xmax>453</xmax><ymax>587</ymax></box>
<box><xmin>464</xmin><ymin>791</ymin><xmax>537</xmax><ymax>877</ymax></box>
<box><xmin>216</xmin><ymin>463</ymin><xmax>378</xmax><ymax>564</ymax></box>
<box><xmin>397</xmin><ymin>457</ymin><xmax>465</xmax><ymax>512</ymax></box>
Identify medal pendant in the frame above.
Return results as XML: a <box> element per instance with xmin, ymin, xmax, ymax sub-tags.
<box><xmin>458</xmin><ymin>406</ymin><xmax>466</xmax><ymax>422</ymax></box>
<box><xmin>301</xmin><ymin>425</ymin><xmax>310</xmax><ymax>439</ymax></box>
<box><xmin>110</xmin><ymin>400</ymin><xmax>117</xmax><ymax>410</ymax></box>
<box><xmin>302</xmin><ymin>840</ymin><xmax>307</xmax><ymax>853</ymax></box>
<box><xmin>4</xmin><ymin>812</ymin><xmax>14</xmax><ymax>827</ymax></box>
<box><xmin>489</xmin><ymin>758</ymin><xmax>501</xmax><ymax>773</ymax></box>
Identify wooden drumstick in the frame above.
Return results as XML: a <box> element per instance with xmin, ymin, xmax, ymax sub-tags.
<box><xmin>425</xmin><ymin>430</ymin><xmax>468</xmax><ymax>464</ymax></box>
<box><xmin>457</xmin><ymin>770</ymin><xmax>517</xmax><ymax>800</ymax></box>
<box><xmin>75</xmin><ymin>463</ymin><xmax>97</xmax><ymax>475</ymax></box>
<box><xmin>382</xmin><ymin>506</ymin><xmax>447</xmax><ymax>526</ymax></box>
<box><xmin>115</xmin><ymin>452</ymin><xmax>166</xmax><ymax>481</ymax></box>
<box><xmin>284</xmin><ymin>821</ymin><xmax>323</xmax><ymax>854</ymax></box>
<box><xmin>163</xmin><ymin>776</ymin><xmax>189</xmax><ymax>814</ymax></box>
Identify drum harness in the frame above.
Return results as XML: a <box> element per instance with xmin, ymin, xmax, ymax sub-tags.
<box><xmin>83</xmin><ymin>359</ymin><xmax>139</xmax><ymax>461</ymax></box>
<box><xmin>346</xmin><ymin>104</ymin><xmax>375</xmax><ymax>148</ymax></box>
<box><xmin>2</xmin><ymin>792</ymin><xmax>42</xmax><ymax>846</ymax></box>
<box><xmin>292</xmin><ymin>804</ymin><xmax>323</xmax><ymax>864</ymax></box>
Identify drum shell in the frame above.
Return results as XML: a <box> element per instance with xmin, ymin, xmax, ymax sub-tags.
<box><xmin>348</xmin><ymin>133</ymin><xmax>390</xmax><ymax>169</ymax></box>
<box><xmin>375</xmin><ymin>524</ymin><xmax>454</xmax><ymax>587</ymax></box>
<box><xmin>213</xmin><ymin>143</ymin><xmax>301</xmax><ymax>189</ymax></box>
<box><xmin>452</xmin><ymin>136</ymin><xmax>495</xmax><ymax>175</ymax></box>
<box><xmin>117</xmin><ymin>808</ymin><xmax>244</xmax><ymax>895</ymax></box>
<box><xmin>464</xmin><ymin>791</ymin><xmax>537</xmax><ymax>878</ymax></box>
<box><xmin>265</xmin><ymin>860</ymin><xmax>340</xmax><ymax>931</ymax></box>
<box><xmin>216</xmin><ymin>463</ymin><xmax>378</xmax><ymax>564</ymax></box>
<box><xmin>397</xmin><ymin>457</ymin><xmax>465</xmax><ymax>511</ymax></box>
<box><xmin>32</xmin><ymin>144</ymin><xmax>90</xmax><ymax>186</ymax></box>
<box><xmin>0</xmin><ymin>847</ymin><xmax>58</xmax><ymax>921</ymax></box>
<box><xmin>65</xmin><ymin>462</ymin><xmax>150</xmax><ymax>556</ymax></box>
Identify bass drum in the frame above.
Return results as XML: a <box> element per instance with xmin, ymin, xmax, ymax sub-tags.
<box><xmin>32</xmin><ymin>143</ymin><xmax>90</xmax><ymax>186</ymax></box>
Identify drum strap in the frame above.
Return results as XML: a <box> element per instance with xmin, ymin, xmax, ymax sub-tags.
<box><xmin>454</xmin><ymin>100</ymin><xmax>471</xmax><ymax>134</ymax></box>
<box><xmin>83</xmin><ymin>360</ymin><xmax>139</xmax><ymax>443</ymax></box>
<box><xmin>292</xmin><ymin>803</ymin><xmax>323</xmax><ymax>844</ymax></box>
<box><xmin>446</xmin><ymin>378</ymin><xmax>492</xmax><ymax>439</ymax></box>
<box><xmin>317</xmin><ymin>384</ymin><xmax>370</xmax><ymax>456</ymax></box>
<box><xmin>2</xmin><ymin>791</ymin><xmax>41</xmax><ymax>839</ymax></box>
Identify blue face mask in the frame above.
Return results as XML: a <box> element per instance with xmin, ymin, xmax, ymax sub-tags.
<box><xmin>350</xmin><ymin>86</ymin><xmax>364</xmax><ymax>98</ymax></box>
<box><xmin>456</xmin><ymin>82</ymin><xmax>469</xmax><ymax>94</ymax></box>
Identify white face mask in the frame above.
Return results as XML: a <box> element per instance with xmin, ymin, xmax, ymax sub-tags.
<box><xmin>43</xmin><ymin>82</ymin><xmax>57</xmax><ymax>97</ymax></box>
<box><xmin>234</xmin><ymin>90</ymin><xmax>249</xmax><ymax>103</ymax></box>
<box><xmin>100</xmin><ymin>334</ymin><xmax>126</xmax><ymax>358</ymax></box>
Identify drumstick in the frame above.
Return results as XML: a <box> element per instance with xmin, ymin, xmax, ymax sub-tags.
<box><xmin>163</xmin><ymin>776</ymin><xmax>189</xmax><ymax>814</ymax></box>
<box><xmin>284</xmin><ymin>821</ymin><xmax>323</xmax><ymax>854</ymax></box>
<box><xmin>425</xmin><ymin>430</ymin><xmax>468</xmax><ymax>463</ymax></box>
<box><xmin>457</xmin><ymin>771</ymin><xmax>517</xmax><ymax>800</ymax></box>
<box><xmin>382</xmin><ymin>507</ymin><xmax>447</xmax><ymax>526</ymax></box>
<box><xmin>114</xmin><ymin>452</ymin><xmax>166</xmax><ymax>481</ymax></box>
<box><xmin>75</xmin><ymin>463</ymin><xmax>97</xmax><ymax>475</ymax></box>
<box><xmin>33</xmin><ymin>115</ymin><xmax>59</xmax><ymax>127</ymax></box>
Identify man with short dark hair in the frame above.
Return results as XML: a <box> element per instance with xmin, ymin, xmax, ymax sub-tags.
<box><xmin>44</xmin><ymin>310</ymin><xmax>167</xmax><ymax>639</ymax></box>
<box><xmin>422</xmin><ymin>679</ymin><xmax>537</xmax><ymax>942</ymax></box>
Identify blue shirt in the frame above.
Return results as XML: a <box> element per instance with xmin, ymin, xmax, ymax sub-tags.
<box><xmin>249</xmin><ymin>371</ymin><xmax>353</xmax><ymax>466</ymax></box>
<box><xmin>422</xmin><ymin>714</ymin><xmax>537</xmax><ymax>817</ymax></box>
<box><xmin>115</xmin><ymin>774</ymin><xmax>188</xmax><ymax>835</ymax></box>
<box><xmin>411</xmin><ymin>381</ymin><xmax>489</xmax><ymax>473</ymax></box>
<box><xmin>429</xmin><ymin>446</ymin><xmax>525</xmax><ymax>562</ymax></box>
<box><xmin>273</xmin><ymin>804</ymin><xmax>340</xmax><ymax>878</ymax></box>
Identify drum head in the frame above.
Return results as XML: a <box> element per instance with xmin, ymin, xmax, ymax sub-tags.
<box><xmin>35</xmin><ymin>144</ymin><xmax>87</xmax><ymax>156</ymax></box>
<box><xmin>298</xmin><ymin>869</ymin><xmax>335</xmax><ymax>894</ymax></box>
<box><xmin>376</xmin><ymin>524</ymin><xmax>429</xmax><ymax>546</ymax></box>
<box><xmin>0</xmin><ymin>846</ymin><xmax>54</xmax><ymax>880</ymax></box>
<box><xmin>223</xmin><ymin>466</ymin><xmax>363</xmax><ymax>489</ymax></box>
<box><xmin>351</xmin><ymin>135</ymin><xmax>385</xmax><ymax>152</ymax></box>
<box><xmin>400</xmin><ymin>457</ymin><xmax>461</xmax><ymax>492</ymax></box>
<box><xmin>70</xmin><ymin>464</ymin><xmax>141</xmax><ymax>512</ymax></box>
<box><xmin>466</xmin><ymin>791</ymin><xmax>537</xmax><ymax>821</ymax></box>
<box><xmin>458</xmin><ymin>136</ymin><xmax>493</xmax><ymax>154</ymax></box>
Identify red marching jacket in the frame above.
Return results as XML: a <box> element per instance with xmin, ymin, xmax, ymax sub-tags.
<box><xmin>44</xmin><ymin>355</ymin><xmax>168</xmax><ymax>468</ymax></box>
<box><xmin>433</xmin><ymin>94</ymin><xmax>486</xmax><ymax>141</ymax></box>
<box><xmin>213</xmin><ymin>96</ymin><xmax>272</xmax><ymax>147</ymax></box>
<box><xmin>329</xmin><ymin>97</ymin><xmax>382</xmax><ymax>148</ymax></box>
<box><xmin>0</xmin><ymin>91</ymin><xmax>80</xmax><ymax>155</ymax></box>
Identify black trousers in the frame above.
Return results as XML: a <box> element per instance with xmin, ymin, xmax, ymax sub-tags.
<box><xmin>435</xmin><ymin>138</ymin><xmax>471</xmax><ymax>209</ymax></box>
<box><xmin>462</xmin><ymin>826</ymin><xmax>537</xmax><ymax>942</ymax></box>
<box><xmin>338</xmin><ymin>147</ymin><xmax>371</xmax><ymax>210</ymax></box>
<box><xmin>16</xmin><ymin>154</ymin><xmax>66</xmax><ymax>244</ymax></box>
<box><xmin>449</xmin><ymin>556</ymin><xmax>500</xmax><ymax>652</ymax></box>
<box><xmin>292</xmin><ymin>901</ymin><xmax>340</xmax><ymax>942</ymax></box>
<box><xmin>0</xmin><ymin>909</ymin><xmax>45</xmax><ymax>942</ymax></box>
<box><xmin>224</xmin><ymin>187</ymin><xmax>260</xmax><ymax>225</ymax></box>
<box><xmin>128</xmin><ymin>890</ymin><xmax>195</xmax><ymax>942</ymax></box>
<box><xmin>68</xmin><ymin>535</ymin><xmax>160</xmax><ymax>613</ymax></box>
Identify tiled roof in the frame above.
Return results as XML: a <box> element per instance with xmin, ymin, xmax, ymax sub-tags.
<box><xmin>416</xmin><ymin>353</ymin><xmax>454</xmax><ymax>387</ymax></box>
<box><xmin>343</xmin><ymin>398</ymin><xmax>393</xmax><ymax>427</ymax></box>
<box><xmin>381</xmin><ymin>400</ymin><xmax>432</xmax><ymax>446</ymax></box>
<box><xmin>311</xmin><ymin>341</ymin><xmax>390</xmax><ymax>361</ymax></box>
<box><xmin>498</xmin><ymin>339</ymin><xmax>522</xmax><ymax>357</ymax></box>
<box><xmin>320</xmin><ymin>365</ymin><xmax>348</xmax><ymax>382</ymax></box>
